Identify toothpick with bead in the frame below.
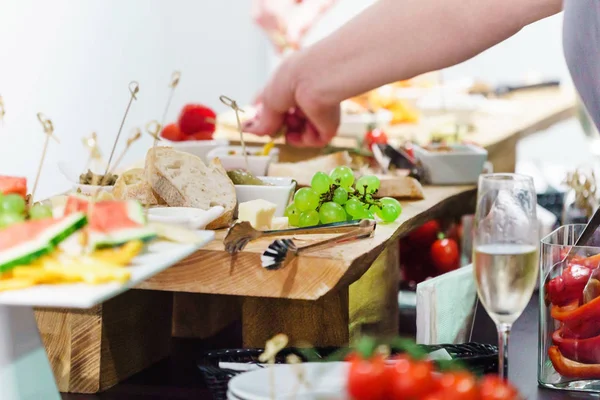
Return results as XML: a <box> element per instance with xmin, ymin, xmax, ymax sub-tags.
<box><xmin>101</xmin><ymin>81</ymin><xmax>139</xmax><ymax>186</ymax></box>
<box><xmin>82</xmin><ymin>132</ymin><xmax>103</xmax><ymax>172</ymax></box>
<box><xmin>109</xmin><ymin>127</ymin><xmax>142</xmax><ymax>175</ymax></box>
<box><xmin>220</xmin><ymin>95</ymin><xmax>248</xmax><ymax>169</ymax></box>
<box><xmin>153</xmin><ymin>71</ymin><xmax>181</xmax><ymax>147</ymax></box>
<box><xmin>145</xmin><ymin>120</ymin><xmax>162</xmax><ymax>142</ymax></box>
<box><xmin>31</xmin><ymin>113</ymin><xmax>59</xmax><ymax>205</ymax></box>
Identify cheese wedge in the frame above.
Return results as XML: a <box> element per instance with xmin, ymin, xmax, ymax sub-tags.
<box><xmin>238</xmin><ymin>199</ymin><xmax>277</xmax><ymax>230</ymax></box>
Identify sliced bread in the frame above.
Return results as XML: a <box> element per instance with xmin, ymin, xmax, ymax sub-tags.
<box><xmin>113</xmin><ymin>168</ymin><xmax>161</xmax><ymax>206</ymax></box>
<box><xmin>145</xmin><ymin>147</ymin><xmax>236</xmax><ymax>229</ymax></box>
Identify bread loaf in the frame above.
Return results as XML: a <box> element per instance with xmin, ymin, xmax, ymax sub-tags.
<box><xmin>113</xmin><ymin>168</ymin><xmax>161</xmax><ymax>206</ymax></box>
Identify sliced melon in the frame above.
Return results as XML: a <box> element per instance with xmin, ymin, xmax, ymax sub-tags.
<box><xmin>0</xmin><ymin>213</ymin><xmax>87</xmax><ymax>273</ymax></box>
<box><xmin>88</xmin><ymin>200</ymin><xmax>156</xmax><ymax>249</ymax></box>
<box><xmin>64</xmin><ymin>193</ymin><xmax>90</xmax><ymax>215</ymax></box>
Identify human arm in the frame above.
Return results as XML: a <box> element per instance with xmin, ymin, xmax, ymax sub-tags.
<box><xmin>244</xmin><ymin>0</ymin><xmax>563</xmax><ymax>146</ymax></box>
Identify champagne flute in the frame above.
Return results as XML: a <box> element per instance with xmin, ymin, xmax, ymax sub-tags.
<box><xmin>473</xmin><ymin>173</ymin><xmax>539</xmax><ymax>380</ymax></box>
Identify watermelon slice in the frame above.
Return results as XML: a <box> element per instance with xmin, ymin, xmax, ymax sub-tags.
<box><xmin>0</xmin><ymin>176</ymin><xmax>27</xmax><ymax>198</ymax></box>
<box><xmin>64</xmin><ymin>195</ymin><xmax>156</xmax><ymax>249</ymax></box>
<box><xmin>0</xmin><ymin>213</ymin><xmax>87</xmax><ymax>273</ymax></box>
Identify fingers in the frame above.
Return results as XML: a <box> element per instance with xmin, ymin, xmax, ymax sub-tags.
<box><xmin>242</xmin><ymin>104</ymin><xmax>285</xmax><ymax>137</ymax></box>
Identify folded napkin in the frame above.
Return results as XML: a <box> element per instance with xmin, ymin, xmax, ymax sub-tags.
<box><xmin>416</xmin><ymin>264</ymin><xmax>477</xmax><ymax>345</ymax></box>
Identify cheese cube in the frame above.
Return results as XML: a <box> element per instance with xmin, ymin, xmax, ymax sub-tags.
<box><xmin>271</xmin><ymin>217</ymin><xmax>289</xmax><ymax>230</ymax></box>
<box><xmin>238</xmin><ymin>199</ymin><xmax>277</xmax><ymax>230</ymax></box>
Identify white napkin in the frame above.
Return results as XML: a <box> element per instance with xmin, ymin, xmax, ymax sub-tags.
<box><xmin>416</xmin><ymin>264</ymin><xmax>477</xmax><ymax>345</ymax></box>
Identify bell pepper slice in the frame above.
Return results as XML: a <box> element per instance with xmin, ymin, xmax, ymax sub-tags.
<box><xmin>552</xmin><ymin>329</ymin><xmax>600</xmax><ymax>364</ymax></box>
<box><xmin>549</xmin><ymin>346</ymin><xmax>600</xmax><ymax>379</ymax></box>
<box><xmin>546</xmin><ymin>264</ymin><xmax>591</xmax><ymax>306</ymax></box>
<box><xmin>551</xmin><ymin>295</ymin><xmax>600</xmax><ymax>324</ymax></box>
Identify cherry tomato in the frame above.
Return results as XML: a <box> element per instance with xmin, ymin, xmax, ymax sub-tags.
<box><xmin>387</xmin><ymin>355</ymin><xmax>437</xmax><ymax>400</ymax></box>
<box><xmin>479</xmin><ymin>375</ymin><xmax>520</xmax><ymax>400</ymax></box>
<box><xmin>433</xmin><ymin>371</ymin><xmax>479</xmax><ymax>400</ymax></box>
<box><xmin>408</xmin><ymin>220</ymin><xmax>440</xmax><ymax>248</ymax></box>
<box><xmin>347</xmin><ymin>355</ymin><xmax>387</xmax><ymax>400</ymax></box>
<box><xmin>188</xmin><ymin>131</ymin><xmax>214</xmax><ymax>141</ymax></box>
<box><xmin>160</xmin><ymin>123</ymin><xmax>185</xmax><ymax>141</ymax></box>
<box><xmin>364</xmin><ymin>128</ymin><xmax>388</xmax><ymax>150</ymax></box>
<box><xmin>178</xmin><ymin>104</ymin><xmax>216</xmax><ymax>135</ymax></box>
<box><xmin>431</xmin><ymin>236</ymin><xmax>460</xmax><ymax>274</ymax></box>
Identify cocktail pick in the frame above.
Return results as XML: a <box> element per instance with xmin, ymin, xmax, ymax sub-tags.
<box><xmin>82</xmin><ymin>132</ymin><xmax>103</xmax><ymax>171</ymax></box>
<box><xmin>220</xmin><ymin>95</ymin><xmax>248</xmax><ymax>169</ymax></box>
<box><xmin>145</xmin><ymin>120</ymin><xmax>162</xmax><ymax>142</ymax></box>
<box><xmin>0</xmin><ymin>95</ymin><xmax>5</xmax><ymax>125</ymax></box>
<box><xmin>101</xmin><ymin>81</ymin><xmax>139</xmax><ymax>186</ymax></box>
<box><xmin>153</xmin><ymin>71</ymin><xmax>181</xmax><ymax>147</ymax></box>
<box><xmin>31</xmin><ymin>113</ymin><xmax>59</xmax><ymax>205</ymax></box>
<box><xmin>109</xmin><ymin>127</ymin><xmax>142</xmax><ymax>175</ymax></box>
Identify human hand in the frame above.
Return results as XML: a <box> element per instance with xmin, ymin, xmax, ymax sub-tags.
<box><xmin>251</xmin><ymin>0</ymin><xmax>337</xmax><ymax>53</ymax></box>
<box><xmin>242</xmin><ymin>55</ymin><xmax>341</xmax><ymax>147</ymax></box>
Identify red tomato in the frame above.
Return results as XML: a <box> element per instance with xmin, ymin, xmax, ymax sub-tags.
<box><xmin>408</xmin><ymin>220</ymin><xmax>440</xmax><ymax>248</ymax></box>
<box><xmin>160</xmin><ymin>123</ymin><xmax>185</xmax><ymax>141</ymax></box>
<box><xmin>479</xmin><ymin>375</ymin><xmax>520</xmax><ymax>400</ymax></box>
<box><xmin>364</xmin><ymin>128</ymin><xmax>388</xmax><ymax>150</ymax></box>
<box><xmin>433</xmin><ymin>371</ymin><xmax>479</xmax><ymax>400</ymax></box>
<box><xmin>188</xmin><ymin>131</ymin><xmax>214</xmax><ymax>141</ymax></box>
<box><xmin>431</xmin><ymin>237</ymin><xmax>460</xmax><ymax>273</ymax></box>
<box><xmin>347</xmin><ymin>355</ymin><xmax>387</xmax><ymax>400</ymax></box>
<box><xmin>178</xmin><ymin>104</ymin><xmax>216</xmax><ymax>135</ymax></box>
<box><xmin>387</xmin><ymin>356</ymin><xmax>436</xmax><ymax>399</ymax></box>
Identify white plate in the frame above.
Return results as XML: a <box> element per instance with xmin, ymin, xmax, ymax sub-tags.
<box><xmin>228</xmin><ymin>362</ymin><xmax>349</xmax><ymax>400</ymax></box>
<box><xmin>207</xmin><ymin>146</ymin><xmax>280</xmax><ymax>177</ymax></box>
<box><xmin>0</xmin><ymin>231</ymin><xmax>214</xmax><ymax>308</ymax></box>
<box><xmin>163</xmin><ymin>139</ymin><xmax>229</xmax><ymax>163</ymax></box>
<box><xmin>147</xmin><ymin>206</ymin><xmax>224</xmax><ymax>230</ymax></box>
<box><xmin>235</xmin><ymin>177</ymin><xmax>295</xmax><ymax>218</ymax></box>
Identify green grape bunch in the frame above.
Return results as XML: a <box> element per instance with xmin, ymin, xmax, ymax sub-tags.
<box><xmin>285</xmin><ymin>167</ymin><xmax>403</xmax><ymax>227</ymax></box>
<box><xmin>0</xmin><ymin>192</ymin><xmax>53</xmax><ymax>229</ymax></box>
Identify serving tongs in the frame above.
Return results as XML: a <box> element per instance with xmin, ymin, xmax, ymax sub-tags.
<box><xmin>261</xmin><ymin>219</ymin><xmax>376</xmax><ymax>270</ymax></box>
<box><xmin>224</xmin><ymin>219</ymin><xmax>367</xmax><ymax>254</ymax></box>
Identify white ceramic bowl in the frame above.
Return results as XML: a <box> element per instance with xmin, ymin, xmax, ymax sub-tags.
<box><xmin>207</xmin><ymin>146</ymin><xmax>280</xmax><ymax>176</ymax></box>
<box><xmin>413</xmin><ymin>144</ymin><xmax>488</xmax><ymax>185</ymax></box>
<box><xmin>235</xmin><ymin>177</ymin><xmax>295</xmax><ymax>217</ymax></box>
<box><xmin>147</xmin><ymin>206</ymin><xmax>224</xmax><ymax>230</ymax></box>
<box><xmin>72</xmin><ymin>183</ymin><xmax>115</xmax><ymax>195</ymax></box>
<box><xmin>162</xmin><ymin>139</ymin><xmax>229</xmax><ymax>163</ymax></box>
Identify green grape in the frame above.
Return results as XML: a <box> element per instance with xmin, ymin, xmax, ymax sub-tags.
<box><xmin>345</xmin><ymin>198</ymin><xmax>363</xmax><ymax>217</ymax></box>
<box><xmin>377</xmin><ymin>197</ymin><xmax>402</xmax><ymax>222</ymax></box>
<box><xmin>284</xmin><ymin>203</ymin><xmax>301</xmax><ymax>227</ymax></box>
<box><xmin>311</xmin><ymin>172</ymin><xmax>332</xmax><ymax>194</ymax></box>
<box><xmin>330</xmin><ymin>166</ymin><xmax>355</xmax><ymax>188</ymax></box>
<box><xmin>0</xmin><ymin>212</ymin><xmax>25</xmax><ymax>228</ymax></box>
<box><xmin>355</xmin><ymin>175</ymin><xmax>381</xmax><ymax>195</ymax></box>
<box><xmin>0</xmin><ymin>194</ymin><xmax>26</xmax><ymax>215</ymax></box>
<box><xmin>332</xmin><ymin>187</ymin><xmax>348</xmax><ymax>205</ymax></box>
<box><xmin>319</xmin><ymin>202</ymin><xmax>346</xmax><ymax>224</ymax></box>
<box><xmin>29</xmin><ymin>204</ymin><xmax>53</xmax><ymax>220</ymax></box>
<box><xmin>298</xmin><ymin>210</ymin><xmax>319</xmax><ymax>227</ymax></box>
<box><xmin>293</xmin><ymin>188</ymin><xmax>319</xmax><ymax>212</ymax></box>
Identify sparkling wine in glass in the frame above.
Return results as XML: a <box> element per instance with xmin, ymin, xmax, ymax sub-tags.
<box><xmin>473</xmin><ymin>173</ymin><xmax>539</xmax><ymax>380</ymax></box>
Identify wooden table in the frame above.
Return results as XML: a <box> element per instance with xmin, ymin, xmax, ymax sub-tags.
<box><xmin>216</xmin><ymin>87</ymin><xmax>576</xmax><ymax>172</ymax></box>
<box><xmin>38</xmin><ymin>185</ymin><xmax>475</xmax><ymax>394</ymax></box>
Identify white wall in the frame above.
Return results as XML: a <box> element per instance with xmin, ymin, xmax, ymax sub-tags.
<box><xmin>0</xmin><ymin>0</ymin><xmax>269</xmax><ymax>200</ymax></box>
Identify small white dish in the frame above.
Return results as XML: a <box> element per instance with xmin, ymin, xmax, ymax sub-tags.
<box><xmin>235</xmin><ymin>177</ymin><xmax>295</xmax><ymax>218</ymax></box>
<box><xmin>147</xmin><ymin>206</ymin><xmax>224</xmax><ymax>230</ymax></box>
<box><xmin>228</xmin><ymin>362</ymin><xmax>348</xmax><ymax>400</ymax></box>
<box><xmin>413</xmin><ymin>143</ymin><xmax>488</xmax><ymax>185</ymax></box>
<box><xmin>163</xmin><ymin>138</ymin><xmax>229</xmax><ymax>163</ymax></box>
<box><xmin>338</xmin><ymin>107</ymin><xmax>393</xmax><ymax>137</ymax></box>
<box><xmin>72</xmin><ymin>183</ymin><xmax>115</xmax><ymax>195</ymax></box>
<box><xmin>58</xmin><ymin>161</ymin><xmax>117</xmax><ymax>195</ymax></box>
<box><xmin>207</xmin><ymin>146</ymin><xmax>280</xmax><ymax>176</ymax></box>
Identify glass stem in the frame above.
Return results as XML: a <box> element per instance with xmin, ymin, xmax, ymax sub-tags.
<box><xmin>497</xmin><ymin>322</ymin><xmax>512</xmax><ymax>380</ymax></box>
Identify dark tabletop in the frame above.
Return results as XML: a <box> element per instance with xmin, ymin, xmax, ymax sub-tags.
<box><xmin>62</xmin><ymin>293</ymin><xmax>598</xmax><ymax>400</ymax></box>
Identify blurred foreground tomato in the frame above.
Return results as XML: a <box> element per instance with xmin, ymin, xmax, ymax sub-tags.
<box><xmin>431</xmin><ymin>235</ymin><xmax>460</xmax><ymax>274</ymax></box>
<box><xmin>408</xmin><ymin>220</ymin><xmax>440</xmax><ymax>248</ymax></box>
<box><xmin>347</xmin><ymin>355</ymin><xmax>387</xmax><ymax>400</ymax></box>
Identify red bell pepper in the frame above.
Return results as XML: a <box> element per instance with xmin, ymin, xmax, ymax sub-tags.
<box><xmin>551</xmin><ymin>295</ymin><xmax>600</xmax><ymax>324</ymax></box>
<box><xmin>546</xmin><ymin>264</ymin><xmax>592</xmax><ymax>306</ymax></box>
<box><xmin>549</xmin><ymin>346</ymin><xmax>600</xmax><ymax>379</ymax></box>
<box><xmin>552</xmin><ymin>328</ymin><xmax>600</xmax><ymax>364</ymax></box>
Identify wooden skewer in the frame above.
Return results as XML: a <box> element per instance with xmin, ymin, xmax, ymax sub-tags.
<box><xmin>82</xmin><ymin>132</ymin><xmax>103</xmax><ymax>172</ymax></box>
<box><xmin>109</xmin><ymin>127</ymin><xmax>142</xmax><ymax>175</ymax></box>
<box><xmin>153</xmin><ymin>71</ymin><xmax>181</xmax><ymax>147</ymax></box>
<box><xmin>219</xmin><ymin>95</ymin><xmax>248</xmax><ymax>170</ymax></box>
<box><xmin>100</xmin><ymin>81</ymin><xmax>139</xmax><ymax>186</ymax></box>
<box><xmin>31</xmin><ymin>113</ymin><xmax>59</xmax><ymax>205</ymax></box>
<box><xmin>145</xmin><ymin>120</ymin><xmax>162</xmax><ymax>142</ymax></box>
<box><xmin>0</xmin><ymin>95</ymin><xmax>5</xmax><ymax>124</ymax></box>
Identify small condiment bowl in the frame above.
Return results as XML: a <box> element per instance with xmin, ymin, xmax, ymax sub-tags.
<box><xmin>235</xmin><ymin>177</ymin><xmax>295</xmax><ymax>217</ymax></box>
<box><xmin>207</xmin><ymin>146</ymin><xmax>280</xmax><ymax>177</ymax></box>
<box><xmin>72</xmin><ymin>184</ymin><xmax>115</xmax><ymax>195</ymax></box>
<box><xmin>413</xmin><ymin>143</ymin><xmax>487</xmax><ymax>185</ymax></box>
<box><xmin>163</xmin><ymin>139</ymin><xmax>229</xmax><ymax>163</ymax></box>
<box><xmin>147</xmin><ymin>206</ymin><xmax>225</xmax><ymax>230</ymax></box>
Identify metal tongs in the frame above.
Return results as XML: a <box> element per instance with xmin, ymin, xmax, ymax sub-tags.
<box><xmin>576</xmin><ymin>209</ymin><xmax>600</xmax><ymax>302</ymax></box>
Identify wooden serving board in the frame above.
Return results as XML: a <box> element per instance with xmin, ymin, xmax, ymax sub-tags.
<box><xmin>138</xmin><ymin>185</ymin><xmax>476</xmax><ymax>300</ymax></box>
